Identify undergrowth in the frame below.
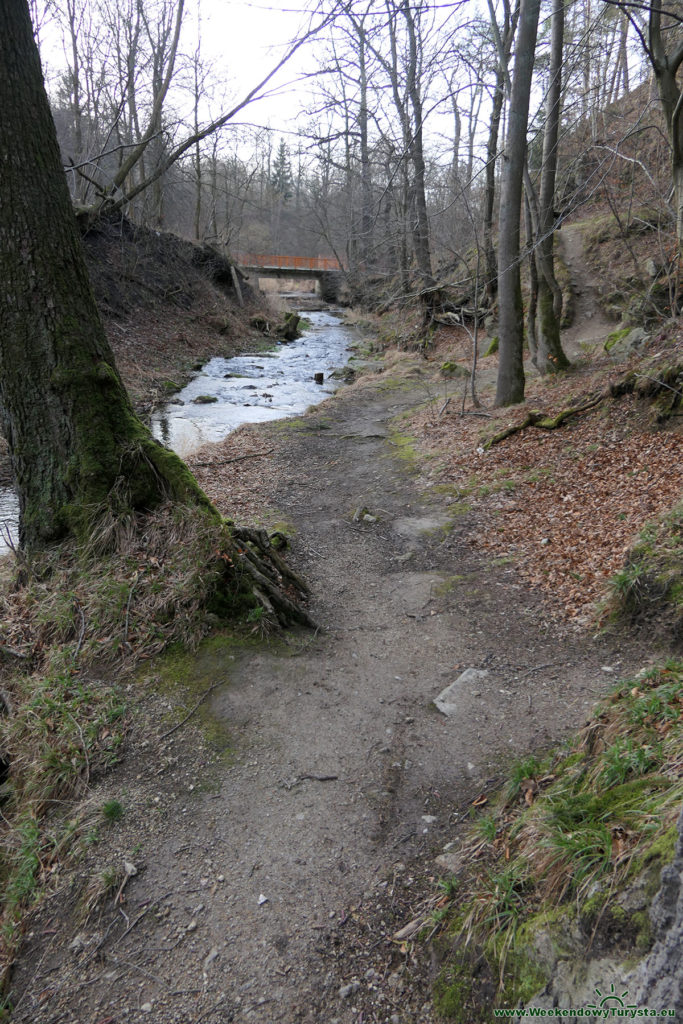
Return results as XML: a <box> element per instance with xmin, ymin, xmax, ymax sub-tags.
<box><xmin>427</xmin><ymin>660</ymin><xmax>683</xmax><ymax>1021</ymax></box>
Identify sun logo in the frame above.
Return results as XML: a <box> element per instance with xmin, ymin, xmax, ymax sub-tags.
<box><xmin>586</xmin><ymin>984</ymin><xmax>638</xmax><ymax>1012</ymax></box>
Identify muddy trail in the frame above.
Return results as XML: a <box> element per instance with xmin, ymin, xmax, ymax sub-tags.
<box><xmin>10</xmin><ymin>355</ymin><xmax>650</xmax><ymax>1024</ymax></box>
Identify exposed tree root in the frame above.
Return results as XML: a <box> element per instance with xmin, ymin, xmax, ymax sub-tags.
<box><xmin>484</xmin><ymin>393</ymin><xmax>605</xmax><ymax>448</ymax></box>
<box><xmin>232</xmin><ymin>526</ymin><xmax>316</xmax><ymax>629</ymax></box>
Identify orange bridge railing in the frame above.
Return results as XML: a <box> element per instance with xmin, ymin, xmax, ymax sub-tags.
<box><xmin>235</xmin><ymin>253</ymin><xmax>343</xmax><ymax>272</ymax></box>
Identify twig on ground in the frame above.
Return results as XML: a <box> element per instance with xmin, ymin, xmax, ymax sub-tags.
<box><xmin>124</xmin><ymin>573</ymin><xmax>140</xmax><ymax>643</ymax></box>
<box><xmin>281</xmin><ymin>773</ymin><xmax>339</xmax><ymax>790</ymax></box>
<box><xmin>516</xmin><ymin>662</ymin><xmax>562</xmax><ymax>681</ymax></box>
<box><xmin>159</xmin><ymin>681</ymin><xmax>223</xmax><ymax>740</ymax></box>
<box><xmin>192</xmin><ymin>449</ymin><xmax>274</xmax><ymax>468</ymax></box>
<box><xmin>74</xmin><ymin>602</ymin><xmax>86</xmax><ymax>661</ymax></box>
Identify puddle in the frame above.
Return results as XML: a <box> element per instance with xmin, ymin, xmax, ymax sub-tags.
<box><xmin>151</xmin><ymin>310</ymin><xmax>353</xmax><ymax>456</ymax></box>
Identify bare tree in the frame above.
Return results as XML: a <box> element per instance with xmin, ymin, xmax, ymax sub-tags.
<box><xmin>496</xmin><ymin>0</ymin><xmax>541</xmax><ymax>406</ymax></box>
<box><xmin>534</xmin><ymin>0</ymin><xmax>570</xmax><ymax>374</ymax></box>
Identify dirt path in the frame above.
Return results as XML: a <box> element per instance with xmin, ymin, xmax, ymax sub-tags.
<box><xmin>560</xmin><ymin>225</ymin><xmax>614</xmax><ymax>357</ymax></box>
<box><xmin>10</xmin><ymin>365</ymin><xmax>650</xmax><ymax>1024</ymax></box>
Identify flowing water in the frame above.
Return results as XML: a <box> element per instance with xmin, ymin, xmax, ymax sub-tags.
<box><xmin>0</xmin><ymin>489</ymin><xmax>19</xmax><ymax>556</ymax></box>
<box><xmin>0</xmin><ymin>311</ymin><xmax>352</xmax><ymax>556</ymax></box>
<box><xmin>150</xmin><ymin>310</ymin><xmax>352</xmax><ymax>456</ymax></box>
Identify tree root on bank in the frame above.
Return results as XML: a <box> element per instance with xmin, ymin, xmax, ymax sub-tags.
<box><xmin>484</xmin><ymin>393</ymin><xmax>605</xmax><ymax>449</ymax></box>
<box><xmin>231</xmin><ymin>526</ymin><xmax>316</xmax><ymax>629</ymax></box>
<box><xmin>484</xmin><ymin>360</ymin><xmax>682</xmax><ymax>450</ymax></box>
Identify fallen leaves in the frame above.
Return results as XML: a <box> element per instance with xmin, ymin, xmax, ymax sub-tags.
<box><xmin>413</xmin><ymin>375</ymin><xmax>682</xmax><ymax>623</ymax></box>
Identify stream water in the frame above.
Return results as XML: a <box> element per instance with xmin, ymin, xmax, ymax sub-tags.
<box><xmin>0</xmin><ymin>310</ymin><xmax>352</xmax><ymax>556</ymax></box>
<box><xmin>150</xmin><ymin>310</ymin><xmax>352</xmax><ymax>456</ymax></box>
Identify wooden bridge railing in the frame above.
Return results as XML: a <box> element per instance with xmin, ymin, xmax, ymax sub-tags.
<box><xmin>234</xmin><ymin>253</ymin><xmax>343</xmax><ymax>272</ymax></box>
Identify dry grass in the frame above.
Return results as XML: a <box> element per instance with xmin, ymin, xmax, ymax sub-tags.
<box><xmin>0</xmin><ymin>501</ymin><xmax>253</xmax><ymax>969</ymax></box>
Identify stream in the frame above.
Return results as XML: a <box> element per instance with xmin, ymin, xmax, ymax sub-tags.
<box><xmin>0</xmin><ymin>310</ymin><xmax>352</xmax><ymax>555</ymax></box>
<box><xmin>150</xmin><ymin>310</ymin><xmax>352</xmax><ymax>457</ymax></box>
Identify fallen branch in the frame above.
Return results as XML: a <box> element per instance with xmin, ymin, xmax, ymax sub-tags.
<box><xmin>0</xmin><ymin>644</ymin><xmax>29</xmax><ymax>660</ymax></box>
<box><xmin>484</xmin><ymin>394</ymin><xmax>604</xmax><ymax>449</ymax></box>
<box><xmin>233</xmin><ymin>526</ymin><xmax>310</xmax><ymax>596</ymax></box>
<box><xmin>235</xmin><ymin>551</ymin><xmax>316</xmax><ymax>629</ymax></box>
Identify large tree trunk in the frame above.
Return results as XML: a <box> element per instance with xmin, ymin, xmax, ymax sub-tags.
<box><xmin>495</xmin><ymin>0</ymin><xmax>541</xmax><ymax>406</ymax></box>
<box><xmin>0</xmin><ymin>0</ymin><xmax>206</xmax><ymax>550</ymax></box>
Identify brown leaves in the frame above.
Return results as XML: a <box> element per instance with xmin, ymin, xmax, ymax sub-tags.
<box><xmin>414</xmin><ymin>383</ymin><xmax>682</xmax><ymax>623</ymax></box>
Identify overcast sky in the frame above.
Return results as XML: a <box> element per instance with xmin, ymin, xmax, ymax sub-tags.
<box><xmin>37</xmin><ymin>0</ymin><xmax>323</xmax><ymax>134</ymax></box>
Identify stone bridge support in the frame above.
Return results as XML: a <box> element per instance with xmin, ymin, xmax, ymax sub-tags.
<box><xmin>318</xmin><ymin>271</ymin><xmax>342</xmax><ymax>303</ymax></box>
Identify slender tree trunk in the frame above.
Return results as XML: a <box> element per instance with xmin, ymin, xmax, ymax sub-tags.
<box><xmin>401</xmin><ymin>0</ymin><xmax>434</xmax><ymax>289</ymax></box>
<box><xmin>484</xmin><ymin>0</ymin><xmax>519</xmax><ymax>303</ymax></box>
<box><xmin>0</xmin><ymin>0</ymin><xmax>206</xmax><ymax>549</ymax></box>
<box><xmin>535</xmin><ymin>0</ymin><xmax>570</xmax><ymax>374</ymax></box>
<box><xmin>484</xmin><ymin>69</ymin><xmax>507</xmax><ymax>302</ymax></box>
<box><xmin>524</xmin><ymin>193</ymin><xmax>538</xmax><ymax>364</ymax></box>
<box><xmin>496</xmin><ymin>0</ymin><xmax>541</xmax><ymax>406</ymax></box>
<box><xmin>357</xmin><ymin>18</ymin><xmax>373</xmax><ymax>269</ymax></box>
<box><xmin>648</xmin><ymin>6</ymin><xmax>683</xmax><ymax>253</ymax></box>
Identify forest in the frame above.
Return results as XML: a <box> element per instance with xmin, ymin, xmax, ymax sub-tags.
<box><xmin>0</xmin><ymin>0</ymin><xmax>681</xmax><ymax>1021</ymax></box>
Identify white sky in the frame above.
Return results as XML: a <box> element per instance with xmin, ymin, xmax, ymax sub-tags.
<box><xmin>199</xmin><ymin>1</ymin><xmax>320</xmax><ymax>128</ymax></box>
<box><xmin>37</xmin><ymin>0</ymin><xmax>324</xmax><ymax>134</ymax></box>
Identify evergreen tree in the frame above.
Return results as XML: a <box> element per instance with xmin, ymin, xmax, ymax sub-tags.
<box><xmin>270</xmin><ymin>138</ymin><xmax>294</xmax><ymax>200</ymax></box>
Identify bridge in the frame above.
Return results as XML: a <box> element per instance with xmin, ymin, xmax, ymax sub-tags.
<box><xmin>234</xmin><ymin>253</ymin><xmax>344</xmax><ymax>301</ymax></box>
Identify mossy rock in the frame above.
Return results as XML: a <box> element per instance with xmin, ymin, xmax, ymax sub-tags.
<box><xmin>440</xmin><ymin>361</ymin><xmax>469</xmax><ymax>378</ymax></box>
<box><xmin>484</xmin><ymin>336</ymin><xmax>499</xmax><ymax>356</ymax></box>
<box><xmin>161</xmin><ymin>380</ymin><xmax>182</xmax><ymax>394</ymax></box>
<box><xmin>192</xmin><ymin>394</ymin><xmax>218</xmax><ymax>404</ymax></box>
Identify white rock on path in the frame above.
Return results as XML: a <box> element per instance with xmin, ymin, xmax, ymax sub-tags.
<box><xmin>434</xmin><ymin>668</ymin><xmax>489</xmax><ymax>717</ymax></box>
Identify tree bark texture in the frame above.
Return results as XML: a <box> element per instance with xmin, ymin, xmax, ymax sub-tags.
<box><xmin>495</xmin><ymin>0</ymin><xmax>541</xmax><ymax>406</ymax></box>
<box><xmin>0</xmin><ymin>0</ymin><xmax>206</xmax><ymax>549</ymax></box>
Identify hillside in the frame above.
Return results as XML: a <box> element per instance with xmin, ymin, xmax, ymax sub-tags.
<box><xmin>80</xmin><ymin>216</ymin><xmax>272</xmax><ymax>410</ymax></box>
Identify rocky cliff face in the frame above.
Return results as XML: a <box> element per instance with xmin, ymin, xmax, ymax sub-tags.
<box><xmin>631</xmin><ymin>805</ymin><xmax>683</xmax><ymax>1015</ymax></box>
<box><xmin>520</xmin><ymin>806</ymin><xmax>682</xmax><ymax>1022</ymax></box>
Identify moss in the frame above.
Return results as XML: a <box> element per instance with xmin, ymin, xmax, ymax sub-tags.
<box><xmin>631</xmin><ymin>910</ymin><xmax>653</xmax><ymax>953</ymax></box>
<box><xmin>150</xmin><ymin>631</ymin><xmax>257</xmax><ymax>755</ymax></box>
<box><xmin>161</xmin><ymin>380</ymin><xmax>182</xmax><ymax>394</ymax></box>
<box><xmin>388</xmin><ymin>430</ymin><xmax>419</xmax><ymax>467</ymax></box>
<box><xmin>433</xmin><ymin>954</ymin><xmax>490</xmax><ymax>1023</ymax></box>
<box><xmin>441</xmin><ymin>361</ymin><xmax>469</xmax><ymax>378</ymax></box>
<box><xmin>604</xmin><ymin>326</ymin><xmax>631</xmax><ymax>352</ymax></box>
<box><xmin>628</xmin><ymin>823</ymin><xmax>678</xmax><ymax>882</ymax></box>
<box><xmin>484</xmin><ymin>336</ymin><xmax>499</xmax><ymax>356</ymax></box>
<box><xmin>433</xmin><ymin>575</ymin><xmax>465</xmax><ymax>596</ymax></box>
<box><xmin>192</xmin><ymin>394</ymin><xmax>218</xmax><ymax>404</ymax></box>
<box><xmin>499</xmin><ymin>945</ymin><xmax>548</xmax><ymax>1008</ymax></box>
